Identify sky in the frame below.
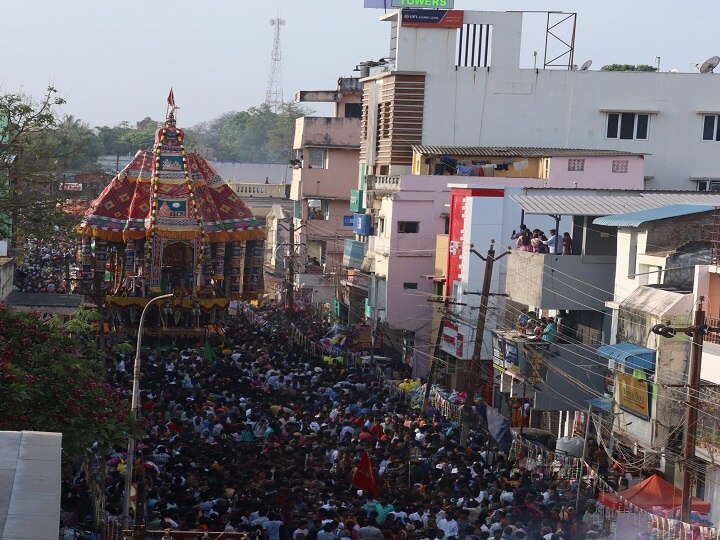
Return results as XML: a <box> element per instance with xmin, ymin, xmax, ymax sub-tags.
<box><xmin>3</xmin><ymin>0</ymin><xmax>718</xmax><ymax>128</ymax></box>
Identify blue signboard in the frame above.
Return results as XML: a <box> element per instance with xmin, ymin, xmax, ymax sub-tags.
<box><xmin>352</xmin><ymin>214</ymin><xmax>371</xmax><ymax>236</ymax></box>
<box><xmin>343</xmin><ymin>215</ymin><xmax>354</xmax><ymax>227</ymax></box>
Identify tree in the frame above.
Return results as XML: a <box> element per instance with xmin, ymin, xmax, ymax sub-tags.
<box><xmin>0</xmin><ymin>87</ymin><xmax>100</xmax><ymax>245</ymax></box>
<box><xmin>96</xmin><ymin>122</ymin><xmax>133</xmax><ymax>172</ymax></box>
<box><xmin>0</xmin><ymin>305</ymin><xmax>135</xmax><ymax>464</ymax></box>
<box><xmin>600</xmin><ymin>64</ymin><xmax>657</xmax><ymax>72</ymax></box>
<box><xmin>187</xmin><ymin>102</ymin><xmax>311</xmax><ymax>163</ymax></box>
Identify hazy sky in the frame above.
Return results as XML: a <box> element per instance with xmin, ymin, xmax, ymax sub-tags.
<box><xmin>3</xmin><ymin>0</ymin><xmax>718</xmax><ymax>128</ymax></box>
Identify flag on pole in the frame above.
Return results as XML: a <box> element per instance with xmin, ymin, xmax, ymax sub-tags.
<box><xmin>167</xmin><ymin>89</ymin><xmax>175</xmax><ymax>108</ymax></box>
<box><xmin>352</xmin><ymin>451</ymin><xmax>378</xmax><ymax>496</ymax></box>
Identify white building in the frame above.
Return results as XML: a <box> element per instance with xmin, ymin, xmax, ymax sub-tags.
<box><xmin>362</xmin><ymin>10</ymin><xmax>720</xmax><ymax>191</ymax></box>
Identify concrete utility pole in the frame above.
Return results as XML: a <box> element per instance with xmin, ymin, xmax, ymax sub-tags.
<box><xmin>286</xmin><ymin>218</ymin><xmax>295</xmax><ymax>317</ymax></box>
<box><xmin>422</xmin><ymin>296</ymin><xmax>451</xmax><ymax>412</ymax></box>
<box><xmin>651</xmin><ymin>296</ymin><xmax>720</xmax><ymax>523</ymax></box>
<box><xmin>460</xmin><ymin>240</ymin><xmax>509</xmax><ymax>445</ymax></box>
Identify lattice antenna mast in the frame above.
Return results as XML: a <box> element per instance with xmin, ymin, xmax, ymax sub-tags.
<box><xmin>265</xmin><ymin>16</ymin><xmax>286</xmax><ymax>113</ymax></box>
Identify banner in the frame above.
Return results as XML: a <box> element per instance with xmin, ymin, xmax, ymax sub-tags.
<box><xmin>352</xmin><ymin>451</ymin><xmax>378</xmax><ymax>496</ymax></box>
<box><xmin>617</xmin><ymin>372</ymin><xmax>650</xmax><ymax>420</ymax></box>
<box><xmin>401</xmin><ymin>9</ymin><xmax>463</xmax><ymax>28</ymax></box>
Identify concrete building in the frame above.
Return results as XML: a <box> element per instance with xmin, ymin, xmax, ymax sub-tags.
<box><xmin>360</xmin><ymin>9</ymin><xmax>720</xmax><ymax>191</ymax></box>
<box><xmin>289</xmin><ymin>77</ymin><xmax>363</xmax><ymax>306</ymax></box>
<box><xmin>692</xmin><ymin>261</ymin><xmax>720</xmax><ymax>525</ymax></box>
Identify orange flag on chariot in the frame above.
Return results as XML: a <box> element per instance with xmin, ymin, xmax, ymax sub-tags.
<box><xmin>352</xmin><ymin>451</ymin><xmax>378</xmax><ymax>497</ymax></box>
<box><xmin>167</xmin><ymin>89</ymin><xmax>175</xmax><ymax>108</ymax></box>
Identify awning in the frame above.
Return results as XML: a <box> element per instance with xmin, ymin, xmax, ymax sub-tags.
<box><xmin>587</xmin><ymin>396</ymin><xmax>612</xmax><ymax>412</ymax></box>
<box><xmin>596</xmin><ymin>342</ymin><xmax>656</xmax><ymax>371</ymax></box>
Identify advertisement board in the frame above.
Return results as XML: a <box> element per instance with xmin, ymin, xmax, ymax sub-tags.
<box><xmin>617</xmin><ymin>372</ymin><xmax>650</xmax><ymax>420</ymax></box>
<box><xmin>401</xmin><ymin>8</ymin><xmax>463</xmax><ymax>28</ymax></box>
<box><xmin>392</xmin><ymin>0</ymin><xmax>455</xmax><ymax>7</ymax></box>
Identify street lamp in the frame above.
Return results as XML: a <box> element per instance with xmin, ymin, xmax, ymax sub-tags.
<box><xmin>123</xmin><ymin>293</ymin><xmax>173</xmax><ymax>530</ymax></box>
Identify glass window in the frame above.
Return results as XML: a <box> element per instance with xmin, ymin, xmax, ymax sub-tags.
<box><xmin>308</xmin><ymin>149</ymin><xmax>327</xmax><ymax>169</ymax></box>
<box><xmin>397</xmin><ymin>221</ymin><xmax>419</xmax><ymax>234</ymax></box>
<box><xmin>702</xmin><ymin>115</ymin><xmax>720</xmax><ymax>141</ymax></box>
<box><xmin>606</xmin><ymin>113</ymin><xmax>649</xmax><ymax>140</ymax></box>
<box><xmin>403</xmin><ymin>282</ymin><xmax>418</xmax><ymax>290</ymax></box>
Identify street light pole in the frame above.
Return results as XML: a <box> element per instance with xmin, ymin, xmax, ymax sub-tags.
<box><xmin>123</xmin><ymin>293</ymin><xmax>173</xmax><ymax>530</ymax></box>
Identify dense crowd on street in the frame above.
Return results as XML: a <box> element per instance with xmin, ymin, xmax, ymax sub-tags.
<box><xmin>13</xmin><ymin>236</ymin><xmax>76</xmax><ymax>293</ymax></box>
<box><xmin>55</xmin><ymin>305</ymin><xmax>630</xmax><ymax>540</ymax></box>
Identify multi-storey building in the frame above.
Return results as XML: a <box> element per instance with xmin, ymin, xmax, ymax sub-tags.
<box><xmin>289</xmin><ymin>78</ymin><xmax>363</xmax><ymax>305</ymax></box>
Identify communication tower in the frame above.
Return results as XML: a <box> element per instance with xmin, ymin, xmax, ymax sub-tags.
<box><xmin>265</xmin><ymin>16</ymin><xmax>286</xmax><ymax>113</ymax></box>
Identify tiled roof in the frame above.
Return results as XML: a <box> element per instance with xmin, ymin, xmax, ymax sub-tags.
<box><xmin>412</xmin><ymin>146</ymin><xmax>647</xmax><ymax>157</ymax></box>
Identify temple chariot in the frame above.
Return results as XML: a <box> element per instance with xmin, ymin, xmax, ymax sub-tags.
<box><xmin>76</xmin><ymin>101</ymin><xmax>265</xmax><ymax>338</ymax></box>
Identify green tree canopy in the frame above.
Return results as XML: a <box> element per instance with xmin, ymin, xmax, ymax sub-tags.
<box><xmin>0</xmin><ymin>306</ymin><xmax>134</xmax><ymax>464</ymax></box>
<box><xmin>0</xmin><ymin>87</ymin><xmax>79</xmax><ymax>243</ymax></box>
<box><xmin>187</xmin><ymin>102</ymin><xmax>311</xmax><ymax>163</ymax></box>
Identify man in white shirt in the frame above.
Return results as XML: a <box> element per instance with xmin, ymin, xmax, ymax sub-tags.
<box><xmin>436</xmin><ymin>511</ymin><xmax>459</xmax><ymax>540</ymax></box>
<box><xmin>542</xmin><ymin>229</ymin><xmax>559</xmax><ymax>254</ymax></box>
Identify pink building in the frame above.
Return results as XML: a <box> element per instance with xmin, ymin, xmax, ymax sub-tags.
<box><xmin>289</xmin><ymin>78</ymin><xmax>363</xmax><ymax>304</ymax></box>
<box><xmin>355</xmin><ymin>147</ymin><xmax>647</xmax><ymax>375</ymax></box>
<box><xmin>365</xmin><ymin>175</ymin><xmax>451</xmax><ymax>376</ymax></box>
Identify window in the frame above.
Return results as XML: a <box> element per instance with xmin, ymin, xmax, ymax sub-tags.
<box><xmin>308</xmin><ymin>148</ymin><xmax>327</xmax><ymax>169</ymax></box>
<box><xmin>702</xmin><ymin>115</ymin><xmax>720</xmax><ymax>141</ymax></box>
<box><xmin>568</xmin><ymin>158</ymin><xmax>585</xmax><ymax>172</ymax></box>
<box><xmin>378</xmin><ymin>217</ymin><xmax>385</xmax><ymax>234</ymax></box>
<box><xmin>606</xmin><ymin>112</ymin><xmax>649</xmax><ymax>140</ymax></box>
<box><xmin>345</xmin><ymin>103</ymin><xmax>362</xmax><ymax>119</ymax></box>
<box><xmin>697</xmin><ymin>180</ymin><xmax>720</xmax><ymax>191</ymax></box>
<box><xmin>612</xmin><ymin>160</ymin><xmax>629</xmax><ymax>174</ymax></box>
<box><xmin>397</xmin><ymin>221</ymin><xmax>419</xmax><ymax>234</ymax></box>
<box><xmin>403</xmin><ymin>282</ymin><xmax>418</xmax><ymax>290</ymax></box>
<box><xmin>307</xmin><ymin>199</ymin><xmax>328</xmax><ymax>220</ymax></box>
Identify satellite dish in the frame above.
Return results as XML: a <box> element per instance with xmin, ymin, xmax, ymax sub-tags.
<box><xmin>580</xmin><ymin>60</ymin><xmax>592</xmax><ymax>71</ymax></box>
<box><xmin>699</xmin><ymin>56</ymin><xmax>720</xmax><ymax>73</ymax></box>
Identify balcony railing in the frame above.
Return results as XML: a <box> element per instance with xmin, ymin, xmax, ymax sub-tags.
<box><xmin>366</xmin><ymin>175</ymin><xmax>401</xmax><ymax>193</ymax></box>
<box><xmin>232</xmin><ymin>183</ymin><xmax>290</xmax><ymax>198</ymax></box>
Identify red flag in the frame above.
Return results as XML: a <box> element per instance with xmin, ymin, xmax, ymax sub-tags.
<box><xmin>167</xmin><ymin>89</ymin><xmax>175</xmax><ymax>108</ymax></box>
<box><xmin>352</xmin><ymin>451</ymin><xmax>378</xmax><ymax>497</ymax></box>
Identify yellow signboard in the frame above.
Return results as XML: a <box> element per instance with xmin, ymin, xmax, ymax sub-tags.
<box><xmin>617</xmin><ymin>372</ymin><xmax>650</xmax><ymax>420</ymax></box>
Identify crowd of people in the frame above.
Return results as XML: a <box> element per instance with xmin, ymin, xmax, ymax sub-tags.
<box><xmin>13</xmin><ymin>236</ymin><xmax>77</xmax><ymax>293</ymax></box>
<box><xmin>55</xmin><ymin>304</ymin><xmax>630</xmax><ymax>540</ymax></box>
<box><xmin>515</xmin><ymin>310</ymin><xmax>578</xmax><ymax>345</ymax></box>
<box><xmin>511</xmin><ymin>226</ymin><xmax>572</xmax><ymax>255</ymax></box>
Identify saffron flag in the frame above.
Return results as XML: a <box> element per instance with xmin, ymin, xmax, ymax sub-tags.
<box><xmin>352</xmin><ymin>451</ymin><xmax>378</xmax><ymax>496</ymax></box>
<box><xmin>167</xmin><ymin>89</ymin><xmax>175</xmax><ymax>108</ymax></box>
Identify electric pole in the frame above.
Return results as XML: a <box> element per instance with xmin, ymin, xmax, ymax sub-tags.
<box><xmin>651</xmin><ymin>296</ymin><xmax>720</xmax><ymax>523</ymax></box>
<box><xmin>422</xmin><ymin>296</ymin><xmax>451</xmax><ymax>412</ymax></box>
<box><xmin>460</xmin><ymin>240</ymin><xmax>509</xmax><ymax>445</ymax></box>
<box><xmin>286</xmin><ymin>218</ymin><xmax>295</xmax><ymax>318</ymax></box>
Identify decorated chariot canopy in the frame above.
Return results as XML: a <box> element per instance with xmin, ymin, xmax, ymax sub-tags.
<box><xmin>77</xmin><ymin>120</ymin><xmax>262</xmax><ymax>243</ymax></box>
<box><xmin>76</xmin><ymin>94</ymin><xmax>266</xmax><ymax>303</ymax></box>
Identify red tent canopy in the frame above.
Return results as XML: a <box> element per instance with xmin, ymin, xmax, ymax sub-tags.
<box><xmin>608</xmin><ymin>474</ymin><xmax>711</xmax><ymax>514</ymax></box>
